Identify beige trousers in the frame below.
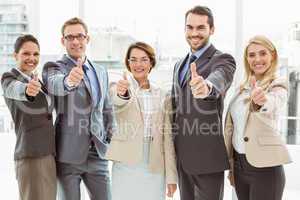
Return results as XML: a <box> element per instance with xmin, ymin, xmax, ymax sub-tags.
<box><xmin>15</xmin><ymin>154</ymin><xmax>57</xmax><ymax>200</ymax></box>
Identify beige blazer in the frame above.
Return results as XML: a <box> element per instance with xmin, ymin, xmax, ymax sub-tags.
<box><xmin>105</xmin><ymin>76</ymin><xmax>178</xmax><ymax>184</ymax></box>
<box><xmin>224</xmin><ymin>77</ymin><xmax>292</xmax><ymax>169</ymax></box>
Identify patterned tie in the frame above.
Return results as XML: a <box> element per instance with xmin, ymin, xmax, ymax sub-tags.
<box><xmin>179</xmin><ymin>54</ymin><xmax>197</xmax><ymax>85</ymax></box>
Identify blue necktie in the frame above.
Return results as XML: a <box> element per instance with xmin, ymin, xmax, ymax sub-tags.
<box><xmin>82</xmin><ymin>64</ymin><xmax>99</xmax><ymax>107</ymax></box>
<box><xmin>179</xmin><ymin>54</ymin><xmax>197</xmax><ymax>85</ymax></box>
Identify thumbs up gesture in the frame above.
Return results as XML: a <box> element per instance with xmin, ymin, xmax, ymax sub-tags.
<box><xmin>250</xmin><ymin>76</ymin><xmax>267</xmax><ymax>106</ymax></box>
<box><xmin>189</xmin><ymin>63</ymin><xmax>209</xmax><ymax>98</ymax></box>
<box><xmin>116</xmin><ymin>71</ymin><xmax>130</xmax><ymax>97</ymax></box>
<box><xmin>26</xmin><ymin>73</ymin><xmax>41</xmax><ymax>97</ymax></box>
<box><xmin>66</xmin><ymin>58</ymin><xmax>84</xmax><ymax>87</ymax></box>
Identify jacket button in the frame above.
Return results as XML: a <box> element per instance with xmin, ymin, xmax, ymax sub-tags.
<box><xmin>244</xmin><ymin>137</ymin><xmax>249</xmax><ymax>142</ymax></box>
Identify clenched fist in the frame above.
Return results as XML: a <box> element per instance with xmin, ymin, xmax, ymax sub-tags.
<box><xmin>116</xmin><ymin>71</ymin><xmax>130</xmax><ymax>97</ymax></box>
<box><xmin>189</xmin><ymin>62</ymin><xmax>209</xmax><ymax>98</ymax></box>
<box><xmin>26</xmin><ymin>74</ymin><xmax>41</xmax><ymax>97</ymax></box>
<box><xmin>66</xmin><ymin>58</ymin><xmax>84</xmax><ymax>87</ymax></box>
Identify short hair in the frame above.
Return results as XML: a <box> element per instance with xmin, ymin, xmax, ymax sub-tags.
<box><xmin>185</xmin><ymin>6</ymin><xmax>214</xmax><ymax>28</ymax></box>
<box><xmin>61</xmin><ymin>17</ymin><xmax>88</xmax><ymax>36</ymax></box>
<box><xmin>14</xmin><ymin>34</ymin><xmax>40</xmax><ymax>53</ymax></box>
<box><xmin>124</xmin><ymin>42</ymin><xmax>156</xmax><ymax>72</ymax></box>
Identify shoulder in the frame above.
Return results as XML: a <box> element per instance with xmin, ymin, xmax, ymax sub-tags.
<box><xmin>1</xmin><ymin>69</ymin><xmax>18</xmax><ymax>83</ymax></box>
<box><xmin>269</xmin><ymin>76</ymin><xmax>287</xmax><ymax>90</ymax></box>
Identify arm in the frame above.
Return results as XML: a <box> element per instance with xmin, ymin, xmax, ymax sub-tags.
<box><xmin>206</xmin><ymin>53</ymin><xmax>236</xmax><ymax>99</ymax></box>
<box><xmin>163</xmin><ymin>93</ymin><xmax>178</xmax><ymax>184</ymax></box>
<box><xmin>103</xmin><ymin>70</ymin><xmax>117</xmax><ymax>143</ymax></box>
<box><xmin>42</xmin><ymin>61</ymin><xmax>75</xmax><ymax>96</ymax></box>
<box><xmin>1</xmin><ymin>72</ymin><xmax>33</xmax><ymax>101</ymax></box>
<box><xmin>224</xmin><ymin>111</ymin><xmax>235</xmax><ymax>186</ymax></box>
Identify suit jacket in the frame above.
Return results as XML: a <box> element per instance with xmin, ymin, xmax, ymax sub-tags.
<box><xmin>42</xmin><ymin>55</ymin><xmax>115</xmax><ymax>164</ymax></box>
<box><xmin>1</xmin><ymin>68</ymin><xmax>55</xmax><ymax>160</ymax></box>
<box><xmin>105</xmin><ymin>76</ymin><xmax>178</xmax><ymax>184</ymax></box>
<box><xmin>224</xmin><ymin>77</ymin><xmax>292</xmax><ymax>168</ymax></box>
<box><xmin>171</xmin><ymin>44</ymin><xmax>236</xmax><ymax>174</ymax></box>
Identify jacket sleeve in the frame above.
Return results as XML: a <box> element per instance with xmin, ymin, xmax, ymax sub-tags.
<box><xmin>224</xmin><ymin>111</ymin><xmax>234</xmax><ymax>171</ymax></box>
<box><xmin>259</xmin><ymin>79</ymin><xmax>287</xmax><ymax>119</ymax></box>
<box><xmin>103</xmin><ymin>69</ymin><xmax>117</xmax><ymax>142</ymax></box>
<box><xmin>206</xmin><ymin>53</ymin><xmax>236</xmax><ymax>99</ymax></box>
<box><xmin>163</xmin><ymin>93</ymin><xmax>178</xmax><ymax>184</ymax></box>
<box><xmin>1</xmin><ymin>71</ymin><xmax>32</xmax><ymax>101</ymax></box>
<box><xmin>42</xmin><ymin>61</ymin><xmax>74</xmax><ymax>96</ymax></box>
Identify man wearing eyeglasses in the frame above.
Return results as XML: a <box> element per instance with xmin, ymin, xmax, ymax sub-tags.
<box><xmin>42</xmin><ymin>17</ymin><xmax>115</xmax><ymax>200</ymax></box>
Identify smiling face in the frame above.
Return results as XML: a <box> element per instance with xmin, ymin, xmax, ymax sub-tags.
<box><xmin>185</xmin><ymin>13</ymin><xmax>214</xmax><ymax>53</ymax></box>
<box><xmin>128</xmin><ymin>48</ymin><xmax>152</xmax><ymax>83</ymax></box>
<box><xmin>14</xmin><ymin>41</ymin><xmax>40</xmax><ymax>75</ymax></box>
<box><xmin>61</xmin><ymin>24</ymin><xmax>89</xmax><ymax>60</ymax></box>
<box><xmin>246</xmin><ymin>43</ymin><xmax>274</xmax><ymax>79</ymax></box>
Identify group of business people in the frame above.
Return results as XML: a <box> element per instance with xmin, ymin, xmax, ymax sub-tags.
<box><xmin>1</xmin><ymin>5</ymin><xmax>292</xmax><ymax>200</ymax></box>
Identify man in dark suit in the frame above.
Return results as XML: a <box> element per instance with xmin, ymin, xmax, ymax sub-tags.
<box><xmin>42</xmin><ymin>18</ymin><xmax>115</xmax><ymax>200</ymax></box>
<box><xmin>171</xmin><ymin>6</ymin><xmax>236</xmax><ymax>200</ymax></box>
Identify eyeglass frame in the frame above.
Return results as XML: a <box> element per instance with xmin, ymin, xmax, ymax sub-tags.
<box><xmin>63</xmin><ymin>33</ymin><xmax>88</xmax><ymax>42</ymax></box>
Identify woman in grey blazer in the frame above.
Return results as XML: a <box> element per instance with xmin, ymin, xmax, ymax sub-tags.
<box><xmin>224</xmin><ymin>35</ymin><xmax>291</xmax><ymax>200</ymax></box>
<box><xmin>106</xmin><ymin>42</ymin><xmax>178</xmax><ymax>200</ymax></box>
<box><xmin>1</xmin><ymin>35</ymin><xmax>56</xmax><ymax>200</ymax></box>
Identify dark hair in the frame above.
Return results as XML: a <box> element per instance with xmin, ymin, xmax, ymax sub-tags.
<box><xmin>185</xmin><ymin>6</ymin><xmax>214</xmax><ymax>28</ymax></box>
<box><xmin>14</xmin><ymin>34</ymin><xmax>40</xmax><ymax>53</ymax></box>
<box><xmin>125</xmin><ymin>42</ymin><xmax>156</xmax><ymax>72</ymax></box>
<box><xmin>61</xmin><ymin>17</ymin><xmax>88</xmax><ymax>36</ymax></box>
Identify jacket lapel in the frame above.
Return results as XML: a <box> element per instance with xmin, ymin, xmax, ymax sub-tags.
<box><xmin>182</xmin><ymin>45</ymin><xmax>216</xmax><ymax>87</ymax></box>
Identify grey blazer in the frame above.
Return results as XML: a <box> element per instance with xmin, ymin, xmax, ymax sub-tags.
<box><xmin>42</xmin><ymin>55</ymin><xmax>115</xmax><ymax>164</ymax></box>
<box><xmin>171</xmin><ymin>44</ymin><xmax>236</xmax><ymax>174</ymax></box>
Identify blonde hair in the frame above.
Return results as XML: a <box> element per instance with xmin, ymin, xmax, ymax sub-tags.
<box><xmin>240</xmin><ymin>35</ymin><xmax>278</xmax><ymax>92</ymax></box>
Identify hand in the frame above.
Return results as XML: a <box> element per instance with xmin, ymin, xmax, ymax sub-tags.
<box><xmin>250</xmin><ymin>76</ymin><xmax>267</xmax><ymax>106</ymax></box>
<box><xmin>26</xmin><ymin>74</ymin><xmax>41</xmax><ymax>97</ymax></box>
<box><xmin>189</xmin><ymin>62</ymin><xmax>209</xmax><ymax>98</ymax></box>
<box><xmin>227</xmin><ymin>171</ymin><xmax>235</xmax><ymax>187</ymax></box>
<box><xmin>66</xmin><ymin>58</ymin><xmax>84</xmax><ymax>87</ymax></box>
<box><xmin>116</xmin><ymin>71</ymin><xmax>130</xmax><ymax>96</ymax></box>
<box><xmin>167</xmin><ymin>184</ymin><xmax>177</xmax><ymax>198</ymax></box>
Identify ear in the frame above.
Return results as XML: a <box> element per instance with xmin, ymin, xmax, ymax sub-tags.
<box><xmin>210</xmin><ymin>26</ymin><xmax>215</xmax><ymax>35</ymax></box>
<box><xmin>86</xmin><ymin>35</ymin><xmax>90</xmax><ymax>44</ymax></box>
<box><xmin>13</xmin><ymin>52</ymin><xmax>18</xmax><ymax>61</ymax></box>
<box><xmin>61</xmin><ymin>37</ymin><xmax>65</xmax><ymax>47</ymax></box>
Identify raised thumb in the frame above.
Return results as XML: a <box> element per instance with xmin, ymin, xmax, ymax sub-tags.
<box><xmin>123</xmin><ymin>71</ymin><xmax>128</xmax><ymax>80</ymax></box>
<box><xmin>190</xmin><ymin>62</ymin><xmax>198</xmax><ymax>78</ymax></box>
<box><xmin>250</xmin><ymin>76</ymin><xmax>257</xmax><ymax>89</ymax></box>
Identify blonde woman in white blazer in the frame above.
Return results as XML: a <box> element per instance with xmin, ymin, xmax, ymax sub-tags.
<box><xmin>106</xmin><ymin>42</ymin><xmax>178</xmax><ymax>200</ymax></box>
<box><xmin>224</xmin><ymin>35</ymin><xmax>291</xmax><ymax>200</ymax></box>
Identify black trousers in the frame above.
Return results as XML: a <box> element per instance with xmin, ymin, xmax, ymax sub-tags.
<box><xmin>234</xmin><ymin>151</ymin><xmax>285</xmax><ymax>200</ymax></box>
<box><xmin>177</xmin><ymin>161</ymin><xmax>224</xmax><ymax>200</ymax></box>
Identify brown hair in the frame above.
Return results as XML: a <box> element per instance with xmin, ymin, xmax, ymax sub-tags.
<box><xmin>61</xmin><ymin>17</ymin><xmax>88</xmax><ymax>36</ymax></box>
<box><xmin>124</xmin><ymin>42</ymin><xmax>156</xmax><ymax>72</ymax></box>
<box><xmin>14</xmin><ymin>34</ymin><xmax>40</xmax><ymax>53</ymax></box>
<box><xmin>240</xmin><ymin>35</ymin><xmax>278</xmax><ymax>91</ymax></box>
<box><xmin>185</xmin><ymin>6</ymin><xmax>214</xmax><ymax>28</ymax></box>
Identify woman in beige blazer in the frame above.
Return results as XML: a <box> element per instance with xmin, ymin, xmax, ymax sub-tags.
<box><xmin>224</xmin><ymin>35</ymin><xmax>292</xmax><ymax>200</ymax></box>
<box><xmin>106</xmin><ymin>42</ymin><xmax>178</xmax><ymax>200</ymax></box>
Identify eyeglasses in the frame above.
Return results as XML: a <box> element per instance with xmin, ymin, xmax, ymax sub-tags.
<box><xmin>128</xmin><ymin>58</ymin><xmax>150</xmax><ymax>65</ymax></box>
<box><xmin>64</xmin><ymin>33</ymin><xmax>87</xmax><ymax>41</ymax></box>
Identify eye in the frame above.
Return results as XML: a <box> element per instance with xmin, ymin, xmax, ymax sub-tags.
<box><xmin>248</xmin><ymin>53</ymin><xmax>255</xmax><ymax>58</ymax></box>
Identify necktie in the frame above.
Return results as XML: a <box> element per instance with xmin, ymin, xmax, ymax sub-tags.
<box><xmin>82</xmin><ymin>64</ymin><xmax>99</xmax><ymax>106</ymax></box>
<box><xmin>179</xmin><ymin>54</ymin><xmax>197</xmax><ymax>85</ymax></box>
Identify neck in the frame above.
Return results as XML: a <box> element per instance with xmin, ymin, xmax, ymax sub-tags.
<box><xmin>68</xmin><ymin>54</ymin><xmax>86</xmax><ymax>62</ymax></box>
<box><xmin>18</xmin><ymin>68</ymin><xmax>32</xmax><ymax>76</ymax></box>
<box><xmin>136</xmin><ymin>78</ymin><xmax>150</xmax><ymax>89</ymax></box>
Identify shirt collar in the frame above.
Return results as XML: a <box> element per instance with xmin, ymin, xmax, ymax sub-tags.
<box><xmin>189</xmin><ymin>42</ymin><xmax>211</xmax><ymax>59</ymax></box>
<box><xmin>66</xmin><ymin>54</ymin><xmax>90</xmax><ymax>69</ymax></box>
